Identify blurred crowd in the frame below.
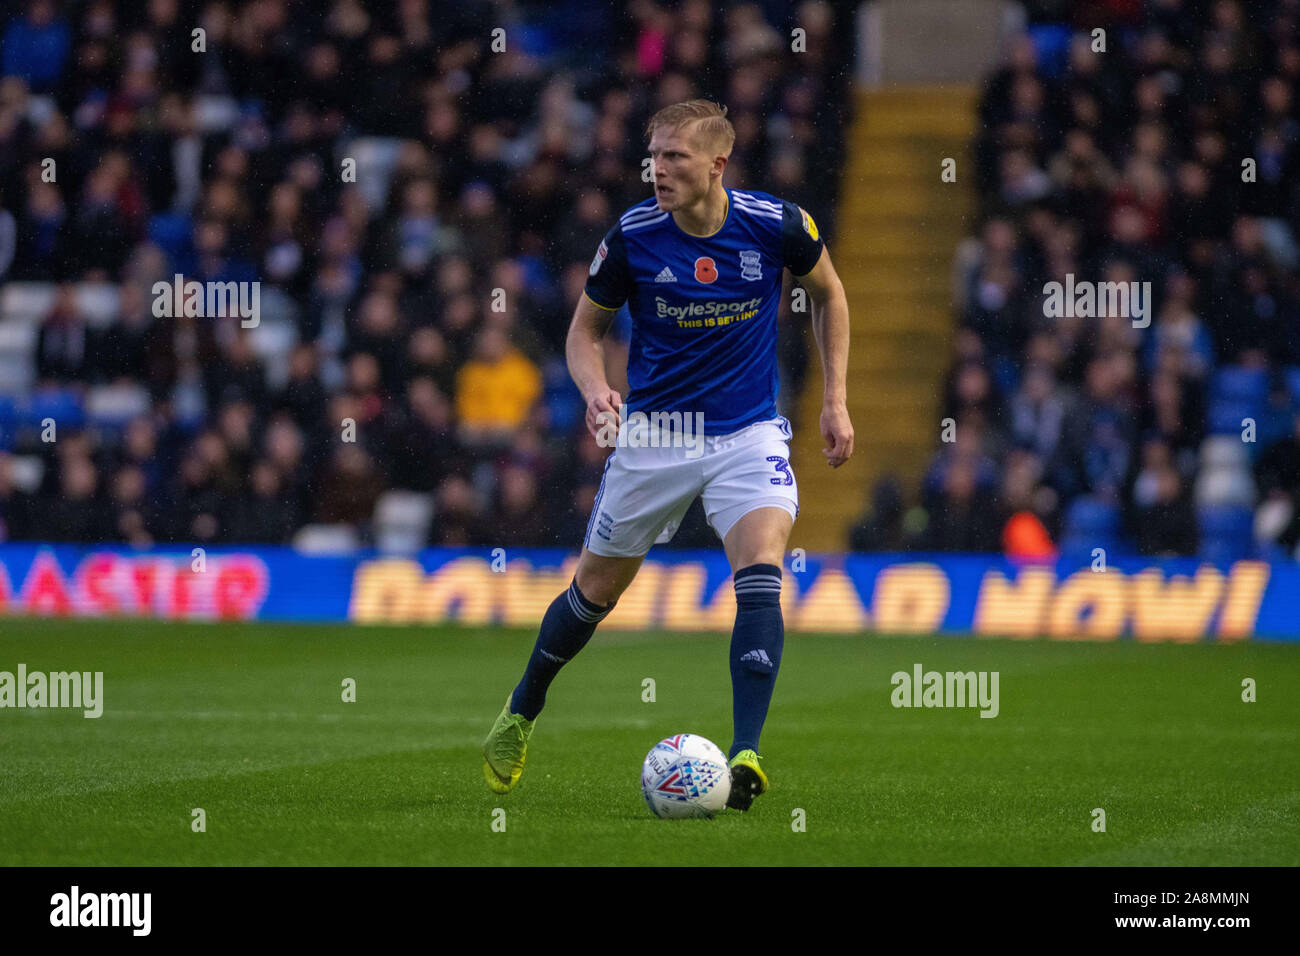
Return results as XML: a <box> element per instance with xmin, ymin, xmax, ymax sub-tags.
<box><xmin>854</xmin><ymin>0</ymin><xmax>1300</xmax><ymax>561</ymax></box>
<box><xmin>0</xmin><ymin>0</ymin><xmax>850</xmax><ymax>550</ymax></box>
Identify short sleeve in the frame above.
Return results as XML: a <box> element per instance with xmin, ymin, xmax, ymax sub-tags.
<box><xmin>583</xmin><ymin>223</ymin><xmax>632</xmax><ymax>310</ymax></box>
<box><xmin>781</xmin><ymin>200</ymin><xmax>825</xmax><ymax>276</ymax></box>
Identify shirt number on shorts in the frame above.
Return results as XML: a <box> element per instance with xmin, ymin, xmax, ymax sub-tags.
<box><xmin>767</xmin><ymin>456</ymin><xmax>793</xmax><ymax>486</ymax></box>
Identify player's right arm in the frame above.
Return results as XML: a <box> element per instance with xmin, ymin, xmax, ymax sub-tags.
<box><xmin>567</xmin><ymin>293</ymin><xmax>623</xmax><ymax>440</ymax></box>
<box><xmin>570</xmin><ymin>225</ymin><xmax>633</xmax><ymax>440</ymax></box>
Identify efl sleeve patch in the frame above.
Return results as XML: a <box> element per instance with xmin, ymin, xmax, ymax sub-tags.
<box><xmin>585</xmin><ymin>225</ymin><xmax>633</xmax><ymax>309</ymax></box>
<box><xmin>589</xmin><ymin>240</ymin><xmax>608</xmax><ymax>276</ymax></box>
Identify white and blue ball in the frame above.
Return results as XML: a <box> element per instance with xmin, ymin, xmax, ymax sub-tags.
<box><xmin>641</xmin><ymin>733</ymin><xmax>731</xmax><ymax>819</ymax></box>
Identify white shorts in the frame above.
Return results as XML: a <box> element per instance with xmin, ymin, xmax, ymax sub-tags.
<box><xmin>584</xmin><ymin>416</ymin><xmax>799</xmax><ymax>557</ymax></box>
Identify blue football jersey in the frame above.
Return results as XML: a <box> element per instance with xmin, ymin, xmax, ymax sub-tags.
<box><xmin>583</xmin><ymin>188</ymin><xmax>824</xmax><ymax>435</ymax></box>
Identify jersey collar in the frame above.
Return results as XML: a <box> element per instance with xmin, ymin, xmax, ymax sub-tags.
<box><xmin>669</xmin><ymin>187</ymin><xmax>731</xmax><ymax>240</ymax></box>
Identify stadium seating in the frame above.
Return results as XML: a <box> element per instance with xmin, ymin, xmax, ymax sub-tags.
<box><xmin>373</xmin><ymin>490</ymin><xmax>435</xmax><ymax>556</ymax></box>
<box><xmin>292</xmin><ymin>524</ymin><xmax>362</xmax><ymax>555</ymax></box>
<box><xmin>0</xmin><ymin>0</ymin><xmax>853</xmax><ymax>552</ymax></box>
<box><xmin>1197</xmin><ymin>505</ymin><xmax>1255</xmax><ymax>564</ymax></box>
<box><xmin>1059</xmin><ymin>495</ymin><xmax>1122</xmax><ymax>560</ymax></box>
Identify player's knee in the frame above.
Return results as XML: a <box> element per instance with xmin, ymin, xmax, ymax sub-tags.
<box><xmin>574</xmin><ymin>559</ymin><xmax>634</xmax><ymax>607</ymax></box>
<box><xmin>576</xmin><ymin>578</ymin><xmax>621</xmax><ymax>608</ymax></box>
<box><xmin>732</xmin><ymin>547</ymin><xmax>785</xmax><ymax>571</ymax></box>
<box><xmin>723</xmin><ymin>508</ymin><xmax>794</xmax><ymax>569</ymax></box>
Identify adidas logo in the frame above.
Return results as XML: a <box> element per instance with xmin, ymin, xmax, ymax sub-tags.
<box><xmin>654</xmin><ymin>266</ymin><xmax>677</xmax><ymax>283</ymax></box>
<box><xmin>740</xmin><ymin>649</ymin><xmax>774</xmax><ymax>667</ymax></box>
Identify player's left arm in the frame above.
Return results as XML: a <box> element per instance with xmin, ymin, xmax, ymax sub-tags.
<box><xmin>796</xmin><ymin>246</ymin><xmax>854</xmax><ymax>468</ymax></box>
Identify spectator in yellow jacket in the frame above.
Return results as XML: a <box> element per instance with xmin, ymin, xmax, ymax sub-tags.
<box><xmin>455</xmin><ymin>326</ymin><xmax>542</xmax><ymax>446</ymax></box>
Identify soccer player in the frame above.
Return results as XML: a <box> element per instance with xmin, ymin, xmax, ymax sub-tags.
<box><xmin>483</xmin><ymin>100</ymin><xmax>852</xmax><ymax>810</ymax></box>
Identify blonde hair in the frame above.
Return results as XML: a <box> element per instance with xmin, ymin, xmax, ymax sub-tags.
<box><xmin>646</xmin><ymin>100</ymin><xmax>735</xmax><ymax>157</ymax></box>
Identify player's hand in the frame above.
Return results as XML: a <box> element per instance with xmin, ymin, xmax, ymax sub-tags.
<box><xmin>820</xmin><ymin>401</ymin><xmax>854</xmax><ymax>467</ymax></box>
<box><xmin>585</xmin><ymin>387</ymin><xmax>624</xmax><ymax>445</ymax></box>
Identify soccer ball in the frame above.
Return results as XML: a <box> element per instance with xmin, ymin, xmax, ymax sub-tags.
<box><xmin>641</xmin><ymin>733</ymin><xmax>731</xmax><ymax>819</ymax></box>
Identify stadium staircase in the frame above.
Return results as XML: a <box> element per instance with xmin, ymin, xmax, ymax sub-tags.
<box><xmin>792</xmin><ymin>86</ymin><xmax>977</xmax><ymax>552</ymax></box>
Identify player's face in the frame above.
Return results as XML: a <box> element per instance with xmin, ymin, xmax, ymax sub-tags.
<box><xmin>648</xmin><ymin>123</ymin><xmax>719</xmax><ymax>211</ymax></box>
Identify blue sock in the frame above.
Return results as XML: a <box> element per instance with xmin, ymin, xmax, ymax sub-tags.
<box><xmin>728</xmin><ymin>563</ymin><xmax>784</xmax><ymax>758</ymax></box>
<box><xmin>510</xmin><ymin>579</ymin><xmax>613</xmax><ymax>720</ymax></box>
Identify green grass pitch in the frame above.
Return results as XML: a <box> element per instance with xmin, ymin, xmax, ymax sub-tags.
<box><xmin>1</xmin><ymin>618</ymin><xmax>1297</xmax><ymax>866</ymax></box>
